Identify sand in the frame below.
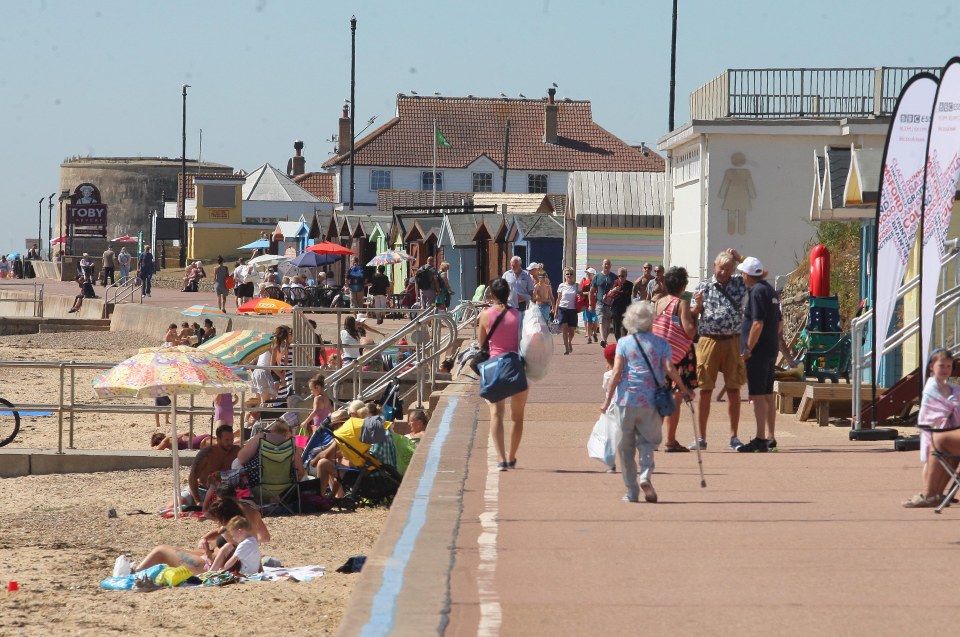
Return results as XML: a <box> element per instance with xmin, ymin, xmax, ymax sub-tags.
<box><xmin>0</xmin><ymin>331</ymin><xmax>390</xmax><ymax>636</ymax></box>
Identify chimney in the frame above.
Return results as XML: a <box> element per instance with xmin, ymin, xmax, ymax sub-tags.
<box><xmin>337</xmin><ymin>103</ymin><xmax>351</xmax><ymax>155</ymax></box>
<box><xmin>544</xmin><ymin>87</ymin><xmax>558</xmax><ymax>144</ymax></box>
<box><xmin>287</xmin><ymin>140</ymin><xmax>306</xmax><ymax>177</ymax></box>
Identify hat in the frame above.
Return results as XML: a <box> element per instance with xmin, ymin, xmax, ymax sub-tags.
<box><xmin>585</xmin><ymin>267</ymin><xmax>596</xmax><ymax>275</ymax></box>
<box><xmin>527</xmin><ymin>262</ymin><xmax>540</xmax><ymax>271</ymax></box>
<box><xmin>82</xmin><ymin>252</ymin><xmax>89</xmax><ymax>257</ymax></box>
<box><xmin>356</xmin><ymin>314</ymin><xmax>368</xmax><ymax>323</ymax></box>
<box><xmin>603</xmin><ymin>343</ymin><xmax>617</xmax><ymax>365</ymax></box>
<box><xmin>330</xmin><ymin>408</ymin><xmax>350</xmax><ymax>425</ymax></box>
<box><xmin>736</xmin><ymin>256</ymin><xmax>764</xmax><ymax>277</ymax></box>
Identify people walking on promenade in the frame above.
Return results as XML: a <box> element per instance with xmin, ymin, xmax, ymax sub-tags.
<box><xmin>580</xmin><ymin>267</ymin><xmax>598</xmax><ymax>343</ymax></box>
<box><xmin>693</xmin><ymin>250</ymin><xmax>747</xmax><ymax>449</ymax></box>
<box><xmin>533</xmin><ymin>267</ymin><xmax>555</xmax><ymax>324</ymax></box>
<box><xmin>101</xmin><ymin>245</ymin><xmax>116</xmax><ymax>286</ymax></box>
<box><xmin>591</xmin><ymin>259</ymin><xmax>617</xmax><ymax>346</ymax></box>
<box><xmin>478</xmin><ymin>278</ymin><xmax>529</xmax><ymax>471</ymax></box>
<box><xmin>647</xmin><ymin>265</ymin><xmax>666</xmax><ymax>301</ymax></box>
<box><xmin>736</xmin><ymin>256</ymin><xmax>783</xmax><ymax>453</ymax></box>
<box><xmin>117</xmin><ymin>247</ymin><xmax>131</xmax><ymax>284</ymax></box>
<box><xmin>610</xmin><ymin>267</ymin><xmax>633</xmax><ymax>340</ymax></box>
<box><xmin>502</xmin><ymin>256</ymin><xmax>534</xmax><ymax>312</ymax></box>
<box><xmin>553</xmin><ymin>267</ymin><xmax>579</xmax><ymax>355</ymax></box>
<box><xmin>213</xmin><ymin>256</ymin><xmax>229</xmax><ymax>312</ymax></box>
<box><xmin>651</xmin><ymin>266</ymin><xmax>702</xmax><ymax>452</ymax></box>
<box><xmin>347</xmin><ymin>256</ymin><xmax>367</xmax><ymax>308</ymax></box>
<box><xmin>601</xmin><ymin>301</ymin><xmax>693</xmax><ymax>503</ymax></box>
<box><xmin>415</xmin><ymin>256</ymin><xmax>441</xmax><ymax>309</ymax></box>
<box><xmin>633</xmin><ymin>262</ymin><xmax>654</xmax><ymax>301</ymax></box>
<box><xmin>138</xmin><ymin>246</ymin><xmax>155</xmax><ymax>297</ymax></box>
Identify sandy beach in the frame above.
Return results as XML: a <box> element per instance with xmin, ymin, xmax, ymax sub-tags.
<box><xmin>0</xmin><ymin>330</ymin><xmax>389</xmax><ymax>636</ymax></box>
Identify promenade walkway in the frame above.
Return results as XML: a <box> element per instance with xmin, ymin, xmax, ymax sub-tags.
<box><xmin>339</xmin><ymin>341</ymin><xmax>956</xmax><ymax>637</ymax></box>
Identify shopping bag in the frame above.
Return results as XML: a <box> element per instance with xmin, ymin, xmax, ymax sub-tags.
<box><xmin>587</xmin><ymin>409</ymin><xmax>621</xmax><ymax>467</ymax></box>
<box><xmin>520</xmin><ymin>307</ymin><xmax>554</xmax><ymax>381</ymax></box>
<box><xmin>478</xmin><ymin>352</ymin><xmax>528</xmax><ymax>403</ymax></box>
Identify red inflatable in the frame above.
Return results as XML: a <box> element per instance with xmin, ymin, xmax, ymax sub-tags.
<box><xmin>809</xmin><ymin>244</ymin><xmax>830</xmax><ymax>297</ymax></box>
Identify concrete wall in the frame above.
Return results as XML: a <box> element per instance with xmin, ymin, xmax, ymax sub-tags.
<box><xmin>0</xmin><ymin>289</ymin><xmax>106</xmax><ymax>319</ymax></box>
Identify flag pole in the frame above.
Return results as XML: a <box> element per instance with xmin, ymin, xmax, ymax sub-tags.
<box><xmin>432</xmin><ymin>119</ymin><xmax>438</xmax><ymax>207</ymax></box>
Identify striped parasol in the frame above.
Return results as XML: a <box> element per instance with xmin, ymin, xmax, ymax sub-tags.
<box><xmin>199</xmin><ymin>329</ymin><xmax>273</xmax><ymax>365</ymax></box>
<box><xmin>181</xmin><ymin>305</ymin><xmax>227</xmax><ymax>317</ymax></box>
<box><xmin>367</xmin><ymin>250</ymin><xmax>416</xmax><ymax>266</ymax></box>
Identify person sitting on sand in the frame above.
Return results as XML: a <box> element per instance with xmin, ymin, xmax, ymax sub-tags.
<box><xmin>210</xmin><ymin>516</ymin><xmax>261</xmax><ymax>575</ymax></box>
<box><xmin>183</xmin><ymin>422</ymin><xmax>238</xmax><ymax>508</ymax></box>
<box><xmin>178</xmin><ymin>322</ymin><xmax>193</xmax><ymax>345</ymax></box>
<box><xmin>163</xmin><ymin>324</ymin><xmax>179</xmax><ymax>345</ymax></box>
<box><xmin>135</xmin><ymin>495</ymin><xmax>269</xmax><ymax>575</ymax></box>
<box><xmin>150</xmin><ymin>431</ymin><xmax>212</xmax><ymax>451</ymax></box>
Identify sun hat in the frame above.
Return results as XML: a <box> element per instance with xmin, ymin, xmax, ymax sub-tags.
<box><xmin>736</xmin><ymin>256</ymin><xmax>764</xmax><ymax>277</ymax></box>
<box><xmin>585</xmin><ymin>267</ymin><xmax>596</xmax><ymax>275</ymax></box>
<box><xmin>527</xmin><ymin>262</ymin><xmax>540</xmax><ymax>271</ymax></box>
<box><xmin>356</xmin><ymin>314</ymin><xmax>368</xmax><ymax>323</ymax></box>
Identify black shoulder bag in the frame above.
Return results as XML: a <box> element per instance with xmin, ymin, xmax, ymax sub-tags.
<box><xmin>470</xmin><ymin>308</ymin><xmax>509</xmax><ymax>374</ymax></box>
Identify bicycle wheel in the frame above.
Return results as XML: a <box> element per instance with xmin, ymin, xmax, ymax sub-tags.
<box><xmin>0</xmin><ymin>397</ymin><xmax>21</xmax><ymax>447</ymax></box>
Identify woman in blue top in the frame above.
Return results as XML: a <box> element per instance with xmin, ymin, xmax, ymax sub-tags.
<box><xmin>600</xmin><ymin>301</ymin><xmax>693</xmax><ymax>503</ymax></box>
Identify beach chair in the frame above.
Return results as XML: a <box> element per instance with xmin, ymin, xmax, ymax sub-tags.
<box><xmin>254</xmin><ymin>437</ymin><xmax>301</xmax><ymax>514</ymax></box>
<box><xmin>918</xmin><ymin>424</ymin><xmax>960</xmax><ymax>514</ymax></box>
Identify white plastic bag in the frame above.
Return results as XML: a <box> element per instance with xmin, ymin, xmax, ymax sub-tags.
<box><xmin>587</xmin><ymin>409</ymin><xmax>622</xmax><ymax>467</ymax></box>
<box><xmin>112</xmin><ymin>555</ymin><xmax>132</xmax><ymax>578</ymax></box>
<box><xmin>520</xmin><ymin>308</ymin><xmax>554</xmax><ymax>381</ymax></box>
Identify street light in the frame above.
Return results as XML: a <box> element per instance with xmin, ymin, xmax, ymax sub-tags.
<box><xmin>180</xmin><ymin>83</ymin><xmax>190</xmax><ymax>268</ymax></box>
<box><xmin>58</xmin><ymin>190</ymin><xmax>71</xmax><ymax>260</ymax></box>
<box><xmin>47</xmin><ymin>193</ymin><xmax>55</xmax><ymax>260</ymax></box>
<box><xmin>349</xmin><ymin>16</ymin><xmax>356</xmax><ymax>211</ymax></box>
<box><xmin>37</xmin><ymin>197</ymin><xmax>44</xmax><ymax>260</ymax></box>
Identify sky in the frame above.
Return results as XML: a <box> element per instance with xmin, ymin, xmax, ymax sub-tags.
<box><xmin>2</xmin><ymin>0</ymin><xmax>958</xmax><ymax>256</ymax></box>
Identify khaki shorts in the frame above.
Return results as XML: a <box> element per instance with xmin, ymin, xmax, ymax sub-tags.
<box><xmin>695</xmin><ymin>335</ymin><xmax>745</xmax><ymax>391</ymax></box>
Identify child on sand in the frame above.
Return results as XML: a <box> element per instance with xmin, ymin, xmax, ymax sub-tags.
<box><xmin>211</xmin><ymin>515</ymin><xmax>261</xmax><ymax>575</ymax></box>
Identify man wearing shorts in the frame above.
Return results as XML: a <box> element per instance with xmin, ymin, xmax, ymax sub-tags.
<box><xmin>693</xmin><ymin>249</ymin><xmax>748</xmax><ymax>449</ymax></box>
<box><xmin>581</xmin><ymin>267</ymin><xmax>598</xmax><ymax>343</ymax></box>
<box><xmin>736</xmin><ymin>256</ymin><xmax>782</xmax><ymax>453</ymax></box>
<box><xmin>591</xmin><ymin>259</ymin><xmax>618</xmax><ymax>347</ymax></box>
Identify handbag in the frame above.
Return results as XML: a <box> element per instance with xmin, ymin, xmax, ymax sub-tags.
<box><xmin>633</xmin><ymin>335</ymin><xmax>676</xmax><ymax>417</ymax></box>
<box><xmin>469</xmin><ymin>307</ymin><xmax>509</xmax><ymax>374</ymax></box>
<box><xmin>651</xmin><ymin>296</ymin><xmax>693</xmax><ymax>364</ymax></box>
<box><xmin>478</xmin><ymin>351</ymin><xmax>528</xmax><ymax>403</ymax></box>
<box><xmin>225</xmin><ymin>274</ymin><xmax>235</xmax><ymax>289</ymax></box>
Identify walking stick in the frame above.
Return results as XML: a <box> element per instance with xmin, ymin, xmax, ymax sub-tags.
<box><xmin>685</xmin><ymin>398</ymin><xmax>706</xmax><ymax>488</ymax></box>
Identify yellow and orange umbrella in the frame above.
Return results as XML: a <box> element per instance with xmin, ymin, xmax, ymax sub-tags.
<box><xmin>237</xmin><ymin>298</ymin><xmax>293</xmax><ymax>315</ymax></box>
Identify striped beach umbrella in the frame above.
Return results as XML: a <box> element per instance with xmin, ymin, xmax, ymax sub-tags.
<box><xmin>367</xmin><ymin>250</ymin><xmax>415</xmax><ymax>266</ymax></box>
<box><xmin>181</xmin><ymin>305</ymin><xmax>227</xmax><ymax>317</ymax></box>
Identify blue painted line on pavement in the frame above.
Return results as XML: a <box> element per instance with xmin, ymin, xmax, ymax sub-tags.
<box><xmin>359</xmin><ymin>395</ymin><xmax>459</xmax><ymax>637</ymax></box>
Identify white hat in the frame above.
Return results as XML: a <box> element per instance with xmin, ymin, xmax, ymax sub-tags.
<box><xmin>356</xmin><ymin>314</ymin><xmax>368</xmax><ymax>323</ymax></box>
<box><xmin>527</xmin><ymin>262</ymin><xmax>540</xmax><ymax>271</ymax></box>
<box><xmin>585</xmin><ymin>267</ymin><xmax>596</xmax><ymax>275</ymax></box>
<box><xmin>737</xmin><ymin>256</ymin><xmax>764</xmax><ymax>277</ymax></box>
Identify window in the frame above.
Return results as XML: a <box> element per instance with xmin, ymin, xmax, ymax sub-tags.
<box><xmin>201</xmin><ymin>185</ymin><xmax>236</xmax><ymax>208</ymax></box>
<box><xmin>472</xmin><ymin>172</ymin><xmax>493</xmax><ymax>192</ymax></box>
<box><xmin>527</xmin><ymin>173</ymin><xmax>548</xmax><ymax>193</ymax></box>
<box><xmin>370</xmin><ymin>170</ymin><xmax>392</xmax><ymax>191</ymax></box>
<box><xmin>421</xmin><ymin>171</ymin><xmax>444</xmax><ymax>191</ymax></box>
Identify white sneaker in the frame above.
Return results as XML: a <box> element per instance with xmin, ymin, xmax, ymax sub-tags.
<box><xmin>688</xmin><ymin>439</ymin><xmax>707</xmax><ymax>450</ymax></box>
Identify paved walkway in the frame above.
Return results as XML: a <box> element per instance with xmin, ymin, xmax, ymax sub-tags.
<box><xmin>338</xmin><ymin>340</ymin><xmax>955</xmax><ymax>637</ymax></box>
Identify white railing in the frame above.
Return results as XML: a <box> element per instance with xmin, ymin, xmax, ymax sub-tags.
<box><xmin>852</xmin><ymin>244</ymin><xmax>960</xmax><ymax>428</ymax></box>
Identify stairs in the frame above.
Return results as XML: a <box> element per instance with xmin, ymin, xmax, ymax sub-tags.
<box><xmin>858</xmin><ymin>366</ymin><xmax>920</xmax><ymax>425</ymax></box>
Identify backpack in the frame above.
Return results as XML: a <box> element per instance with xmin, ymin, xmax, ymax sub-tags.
<box><xmin>415</xmin><ymin>266</ymin><xmax>434</xmax><ymax>290</ymax></box>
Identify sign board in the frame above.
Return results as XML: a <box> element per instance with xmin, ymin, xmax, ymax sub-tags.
<box><xmin>155</xmin><ymin>218</ymin><xmax>182</xmax><ymax>241</ymax></box>
<box><xmin>24</xmin><ymin>239</ymin><xmax>41</xmax><ymax>249</ymax></box>
<box><xmin>65</xmin><ymin>183</ymin><xmax>107</xmax><ymax>238</ymax></box>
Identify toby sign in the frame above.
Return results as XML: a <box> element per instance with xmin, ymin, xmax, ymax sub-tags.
<box><xmin>66</xmin><ymin>183</ymin><xmax>107</xmax><ymax>238</ymax></box>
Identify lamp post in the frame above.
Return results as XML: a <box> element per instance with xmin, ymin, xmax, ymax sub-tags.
<box><xmin>668</xmin><ymin>0</ymin><xmax>678</xmax><ymax>132</ymax></box>
<box><xmin>58</xmin><ymin>191</ymin><xmax>70</xmax><ymax>260</ymax></box>
<box><xmin>180</xmin><ymin>83</ymin><xmax>191</xmax><ymax>268</ymax></box>
<box><xmin>349</xmin><ymin>15</ymin><xmax>356</xmax><ymax>211</ymax></box>
<box><xmin>37</xmin><ymin>197</ymin><xmax>44</xmax><ymax>260</ymax></box>
<box><xmin>47</xmin><ymin>193</ymin><xmax>55</xmax><ymax>260</ymax></box>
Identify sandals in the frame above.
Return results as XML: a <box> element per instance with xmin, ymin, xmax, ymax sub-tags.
<box><xmin>663</xmin><ymin>440</ymin><xmax>689</xmax><ymax>453</ymax></box>
<box><xmin>902</xmin><ymin>493</ymin><xmax>941</xmax><ymax>508</ymax></box>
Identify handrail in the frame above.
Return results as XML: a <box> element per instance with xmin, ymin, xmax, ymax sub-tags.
<box><xmin>106</xmin><ymin>277</ymin><xmax>142</xmax><ymax>304</ymax></box>
<box><xmin>0</xmin><ymin>282</ymin><xmax>44</xmax><ymax>317</ymax></box>
<box><xmin>852</xmin><ymin>246</ymin><xmax>960</xmax><ymax>427</ymax></box>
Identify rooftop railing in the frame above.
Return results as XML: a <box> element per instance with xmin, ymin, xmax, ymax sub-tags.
<box><xmin>689</xmin><ymin>67</ymin><xmax>940</xmax><ymax>121</ymax></box>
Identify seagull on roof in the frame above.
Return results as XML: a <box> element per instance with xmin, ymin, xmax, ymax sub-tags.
<box><xmin>552</xmin><ymin>82</ymin><xmax>558</xmax><ymax>88</ymax></box>
<box><xmin>434</xmin><ymin>91</ymin><xmax>441</xmax><ymax>96</ymax></box>
<box><xmin>499</xmin><ymin>92</ymin><xmax>507</xmax><ymax>98</ymax></box>
<box><xmin>410</xmin><ymin>90</ymin><xmax>418</xmax><ymax>95</ymax></box>
<box><xmin>518</xmin><ymin>92</ymin><xmax>526</xmax><ymax>98</ymax></box>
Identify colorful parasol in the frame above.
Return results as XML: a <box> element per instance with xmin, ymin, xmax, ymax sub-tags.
<box><xmin>111</xmin><ymin>235</ymin><xmax>137</xmax><ymax>243</ymax></box>
<box><xmin>249</xmin><ymin>254</ymin><xmax>287</xmax><ymax>269</ymax></box>
<box><xmin>51</xmin><ymin>236</ymin><xmax>68</xmax><ymax>245</ymax></box>
<box><xmin>92</xmin><ymin>346</ymin><xmax>250</xmax><ymax>518</ymax></box>
<box><xmin>181</xmin><ymin>305</ymin><xmax>227</xmax><ymax>317</ymax></box>
<box><xmin>198</xmin><ymin>329</ymin><xmax>272</xmax><ymax>365</ymax></box>
<box><xmin>239</xmin><ymin>238</ymin><xmax>271</xmax><ymax>250</ymax></box>
<box><xmin>367</xmin><ymin>249</ymin><xmax>415</xmax><ymax>266</ymax></box>
<box><xmin>237</xmin><ymin>298</ymin><xmax>293</xmax><ymax>315</ymax></box>
<box><xmin>306</xmin><ymin>241</ymin><xmax>355</xmax><ymax>256</ymax></box>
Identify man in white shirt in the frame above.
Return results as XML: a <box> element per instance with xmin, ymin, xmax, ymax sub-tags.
<box><xmin>501</xmin><ymin>256</ymin><xmax>535</xmax><ymax>311</ymax></box>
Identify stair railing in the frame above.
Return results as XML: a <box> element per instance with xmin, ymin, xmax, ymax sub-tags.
<box><xmin>852</xmin><ymin>245</ymin><xmax>960</xmax><ymax>427</ymax></box>
<box><xmin>105</xmin><ymin>276</ymin><xmax>143</xmax><ymax>304</ymax></box>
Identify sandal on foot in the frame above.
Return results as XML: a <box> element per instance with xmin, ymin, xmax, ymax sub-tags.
<box><xmin>902</xmin><ymin>493</ymin><xmax>940</xmax><ymax>508</ymax></box>
<box><xmin>663</xmin><ymin>440</ymin><xmax>690</xmax><ymax>453</ymax></box>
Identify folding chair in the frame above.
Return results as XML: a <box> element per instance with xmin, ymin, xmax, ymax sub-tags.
<box><xmin>918</xmin><ymin>424</ymin><xmax>960</xmax><ymax>514</ymax></box>
<box><xmin>254</xmin><ymin>437</ymin><xmax>301</xmax><ymax>515</ymax></box>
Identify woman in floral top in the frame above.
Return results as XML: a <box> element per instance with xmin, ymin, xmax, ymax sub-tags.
<box><xmin>601</xmin><ymin>301</ymin><xmax>693</xmax><ymax>503</ymax></box>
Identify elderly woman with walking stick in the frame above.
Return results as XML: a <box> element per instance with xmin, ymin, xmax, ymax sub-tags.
<box><xmin>600</xmin><ymin>301</ymin><xmax>693</xmax><ymax>503</ymax></box>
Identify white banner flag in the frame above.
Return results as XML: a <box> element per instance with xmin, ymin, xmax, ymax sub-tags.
<box><xmin>874</xmin><ymin>75</ymin><xmax>938</xmax><ymax>381</ymax></box>
<box><xmin>921</xmin><ymin>59</ymin><xmax>960</xmax><ymax>377</ymax></box>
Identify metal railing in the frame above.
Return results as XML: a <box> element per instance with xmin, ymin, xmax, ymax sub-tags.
<box><xmin>0</xmin><ymin>282</ymin><xmax>44</xmax><ymax>317</ymax></box>
<box><xmin>851</xmin><ymin>245</ymin><xmax>960</xmax><ymax>428</ymax></box>
<box><xmin>105</xmin><ymin>276</ymin><xmax>142</xmax><ymax>305</ymax></box>
<box><xmin>690</xmin><ymin>67</ymin><xmax>941</xmax><ymax>121</ymax></box>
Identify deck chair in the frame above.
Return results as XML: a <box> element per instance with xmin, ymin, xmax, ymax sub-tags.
<box><xmin>918</xmin><ymin>424</ymin><xmax>960</xmax><ymax>514</ymax></box>
<box><xmin>254</xmin><ymin>437</ymin><xmax>301</xmax><ymax>514</ymax></box>
<box><xmin>813</xmin><ymin>333</ymin><xmax>852</xmax><ymax>383</ymax></box>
